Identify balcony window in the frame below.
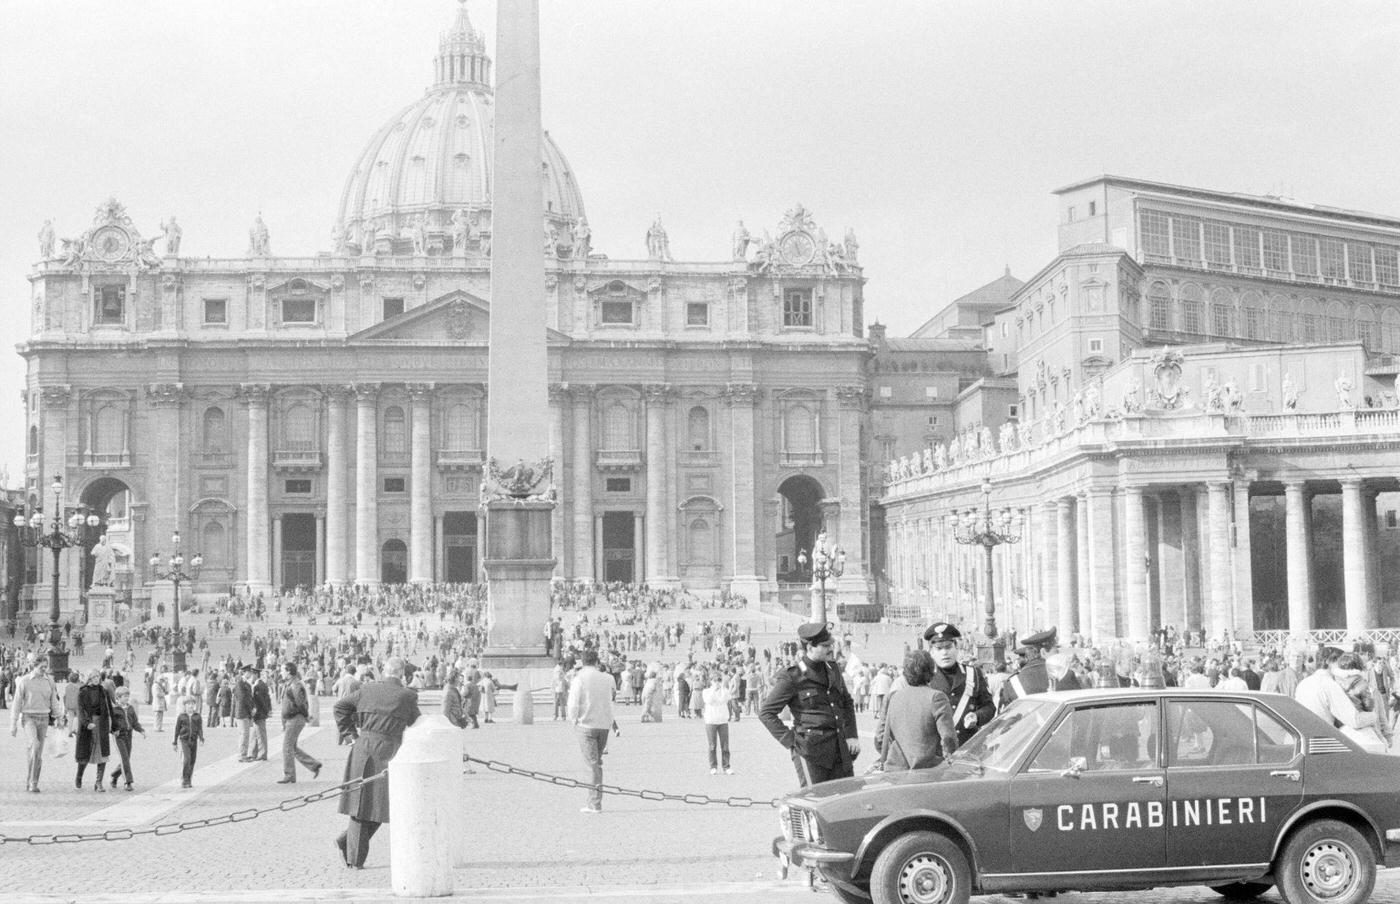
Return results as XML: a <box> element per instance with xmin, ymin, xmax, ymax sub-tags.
<box><xmin>94</xmin><ymin>285</ymin><xmax>125</xmax><ymax>325</ymax></box>
<box><xmin>382</xmin><ymin>406</ymin><xmax>407</xmax><ymax>455</ymax></box>
<box><xmin>1140</xmin><ymin>210</ymin><xmax>1170</xmax><ymax>257</ymax></box>
<box><xmin>1233</xmin><ymin>226</ymin><xmax>1260</xmax><ymax>269</ymax></box>
<box><xmin>1171</xmin><ymin>217</ymin><xmax>1201</xmax><ymax>261</ymax></box>
<box><xmin>1347</xmin><ymin>243</ymin><xmax>1374</xmax><ymax>283</ymax></box>
<box><xmin>1291</xmin><ymin>235</ymin><xmax>1318</xmax><ymax>275</ymax></box>
<box><xmin>203</xmin><ymin>298</ymin><xmax>227</xmax><ymax>324</ymax></box>
<box><xmin>782</xmin><ymin>289</ymin><xmax>813</xmax><ymax>328</ymax></box>
<box><xmin>686</xmin><ymin>302</ymin><xmax>709</xmax><ymax>326</ymax></box>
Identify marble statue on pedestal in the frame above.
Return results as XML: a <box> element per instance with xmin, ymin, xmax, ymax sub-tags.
<box><xmin>160</xmin><ymin>216</ymin><xmax>182</xmax><ymax>255</ymax></box>
<box><xmin>90</xmin><ymin>535</ymin><xmax>116</xmax><ymax>588</ymax></box>
<box><xmin>1282</xmin><ymin>373</ymin><xmax>1299</xmax><ymax>410</ymax></box>
<box><xmin>646</xmin><ymin>216</ymin><xmax>672</xmax><ymax>261</ymax></box>
<box><xmin>248</xmin><ymin>214</ymin><xmax>271</xmax><ymax>256</ymax></box>
<box><xmin>38</xmin><ymin>220</ymin><xmax>55</xmax><ymax>259</ymax></box>
<box><xmin>1336</xmin><ymin>373</ymin><xmax>1355</xmax><ymax>410</ymax></box>
<box><xmin>731</xmin><ymin>221</ymin><xmax>751</xmax><ymax>261</ymax></box>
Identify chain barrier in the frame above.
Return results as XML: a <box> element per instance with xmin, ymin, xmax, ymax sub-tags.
<box><xmin>462</xmin><ymin>754</ymin><xmax>784</xmax><ymax>809</ymax></box>
<box><xmin>0</xmin><ymin>772</ymin><xmax>386</xmax><ymax>846</ymax></box>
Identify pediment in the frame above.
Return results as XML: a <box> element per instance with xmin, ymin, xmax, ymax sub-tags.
<box><xmin>348</xmin><ymin>290</ymin><xmax>571</xmax><ymax>345</ymax></box>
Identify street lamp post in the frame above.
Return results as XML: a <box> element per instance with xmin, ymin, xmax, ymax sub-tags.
<box><xmin>12</xmin><ymin>475</ymin><xmax>102</xmax><ymax>675</ymax></box>
<box><xmin>798</xmin><ymin>528</ymin><xmax>845</xmax><ymax>626</ymax></box>
<box><xmin>149</xmin><ymin>532</ymin><xmax>202</xmax><ymax>672</ymax></box>
<box><xmin>950</xmin><ymin>477</ymin><xmax>1021</xmax><ymax>664</ymax></box>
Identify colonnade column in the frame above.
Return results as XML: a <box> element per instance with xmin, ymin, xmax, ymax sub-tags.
<box><xmin>1340</xmin><ymin>478</ymin><xmax>1373</xmax><ymax>634</ymax></box>
<box><xmin>315</xmin><ymin>516</ymin><xmax>326</xmax><ymax>585</ymax></box>
<box><xmin>548</xmin><ymin>384</ymin><xmax>568</xmax><ymax>581</ymax></box>
<box><xmin>1205</xmin><ymin>482</ymin><xmax>1233</xmax><ymax>639</ymax></box>
<box><xmin>1283</xmin><ymin>481</ymin><xmax>1313</xmax><ymax>633</ymax></box>
<box><xmin>1087</xmin><ymin>488</ymin><xmax>1117</xmax><ymax>641</ymax></box>
<box><xmin>324</xmin><ymin>386</ymin><xmax>351</xmax><ymax>586</ymax></box>
<box><xmin>571</xmin><ymin>386</ymin><xmax>594</xmax><ymax>582</ymax></box>
<box><xmin>271</xmin><ymin>515</ymin><xmax>283</xmax><ymax>590</ymax></box>
<box><xmin>1123</xmin><ymin>485</ymin><xmax>1148</xmax><ymax>641</ymax></box>
<box><xmin>241</xmin><ymin>383</ymin><xmax>272</xmax><ymax>593</ymax></box>
<box><xmin>1180</xmin><ymin>490</ymin><xmax>1203</xmax><ymax>632</ymax></box>
<box><xmin>643</xmin><ymin>384</ymin><xmax>672</xmax><ymax>586</ymax></box>
<box><xmin>353</xmin><ymin>383</ymin><xmax>380</xmax><ymax>586</ymax></box>
<box><xmin>1075</xmin><ymin>492</ymin><xmax>1091</xmax><ymax>637</ymax></box>
<box><xmin>724</xmin><ymin>384</ymin><xmax>761</xmax><ymax>601</ymax></box>
<box><xmin>1157</xmin><ymin>494</ymin><xmax>1185</xmax><ymax>630</ymax></box>
<box><xmin>1054</xmin><ymin>498</ymin><xmax>1076</xmax><ymax>639</ymax></box>
<box><xmin>408</xmin><ymin>383</ymin><xmax>433</xmax><ymax>584</ymax></box>
<box><xmin>1232</xmin><ymin>479</ymin><xmax>1254</xmax><ymax>635</ymax></box>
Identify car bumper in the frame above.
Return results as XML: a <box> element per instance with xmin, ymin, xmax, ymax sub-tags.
<box><xmin>772</xmin><ymin>836</ymin><xmax>857</xmax><ymax>870</ymax></box>
<box><xmin>1385</xmin><ymin>830</ymin><xmax>1400</xmax><ymax>868</ymax></box>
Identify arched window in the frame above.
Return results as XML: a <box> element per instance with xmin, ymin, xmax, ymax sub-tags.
<box><xmin>202</xmin><ymin>522</ymin><xmax>227</xmax><ymax>570</ymax></box>
<box><xmin>1269</xmin><ymin>295</ymin><xmax>1294</xmax><ymax>342</ymax></box>
<box><xmin>784</xmin><ymin>404</ymin><xmax>816</xmax><ymax>453</ymax></box>
<box><xmin>27</xmin><ymin>425</ymin><xmax>37</xmax><ymax>455</ymax></box>
<box><xmin>1355</xmin><ymin>305</ymin><xmax>1379</xmax><ymax>351</ymax></box>
<box><xmin>93</xmin><ymin>405</ymin><xmax>123</xmax><ymax>454</ymax></box>
<box><xmin>603</xmin><ymin>402</ymin><xmax>633</xmax><ymax>450</ymax></box>
<box><xmin>1299</xmin><ymin>298</ymin><xmax>1321</xmax><ymax>342</ymax></box>
<box><xmin>281</xmin><ymin>403</ymin><xmax>315</xmax><ymax>450</ymax></box>
<box><xmin>107</xmin><ymin>489</ymin><xmax>130</xmax><ymax>525</ymax></box>
<box><xmin>381</xmin><ymin>539</ymin><xmax>408</xmax><ymax>584</ymax></box>
<box><xmin>201</xmin><ymin>407</ymin><xmax>226</xmax><ymax>453</ymax></box>
<box><xmin>1326</xmin><ymin>300</ymin><xmax>1350</xmax><ymax>342</ymax></box>
<box><xmin>1383</xmin><ymin>307</ymin><xmax>1400</xmax><ymax>354</ymax></box>
<box><xmin>687</xmin><ymin>406</ymin><xmax>710</xmax><ymax>452</ymax></box>
<box><xmin>1240</xmin><ymin>291</ymin><xmax>1265</xmax><ymax>340</ymax></box>
<box><xmin>383</xmin><ymin>406</ymin><xmax>407</xmax><ymax>455</ymax></box>
<box><xmin>1180</xmin><ymin>284</ymin><xmax>1204</xmax><ymax>334</ymax></box>
<box><xmin>688</xmin><ymin>518</ymin><xmax>713</xmax><ymax>564</ymax></box>
<box><xmin>1210</xmin><ymin>288</ymin><xmax>1234</xmax><ymax>337</ymax></box>
<box><xmin>444</xmin><ymin>403</ymin><xmax>477</xmax><ymax>451</ymax></box>
<box><xmin>1148</xmin><ymin>282</ymin><xmax>1170</xmax><ymax>331</ymax></box>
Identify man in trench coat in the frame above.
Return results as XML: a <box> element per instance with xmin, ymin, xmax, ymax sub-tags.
<box><xmin>333</xmin><ymin>657</ymin><xmax>421</xmax><ymax>868</ymax></box>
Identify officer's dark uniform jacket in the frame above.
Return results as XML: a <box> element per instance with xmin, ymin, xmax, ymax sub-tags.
<box><xmin>1000</xmin><ymin>656</ymin><xmax>1049</xmax><ymax>708</ymax></box>
<box><xmin>759</xmin><ymin>657</ymin><xmax>858</xmax><ymax>785</ymax></box>
<box><xmin>930</xmin><ymin>663</ymin><xmax>995</xmax><ymax>746</ymax></box>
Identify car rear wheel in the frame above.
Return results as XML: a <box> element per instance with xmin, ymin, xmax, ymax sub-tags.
<box><xmin>1275</xmin><ymin>819</ymin><xmax>1375</xmax><ymax>904</ymax></box>
<box><xmin>870</xmin><ymin>830</ymin><xmax>970</xmax><ymax>904</ymax></box>
<box><xmin>1209</xmin><ymin>881</ymin><xmax>1274</xmax><ymax>900</ymax></box>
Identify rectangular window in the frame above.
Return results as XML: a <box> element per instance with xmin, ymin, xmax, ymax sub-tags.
<box><xmin>382</xmin><ymin>297</ymin><xmax>405</xmax><ymax>320</ymax></box>
<box><xmin>1212</xmin><ymin>303</ymin><xmax>1233</xmax><ymax>337</ymax></box>
<box><xmin>1067</xmin><ymin>206</ymin><xmax>1076</xmax><ymax>221</ymax></box>
<box><xmin>1088</xmin><ymin>201</ymin><xmax>1097</xmax><ymax>216</ymax></box>
<box><xmin>284</xmin><ymin>479</ymin><xmax>312</xmax><ymax>494</ymax></box>
<box><xmin>1088</xmin><ymin>338</ymin><xmax>1104</xmax><ymax>353</ymax></box>
<box><xmin>605</xmin><ymin>477</ymin><xmax>631</xmax><ymax>493</ymax></box>
<box><xmin>1245</xmin><ymin>306</ymin><xmax>1264</xmax><ymax>339</ymax></box>
<box><xmin>686</xmin><ymin>302</ymin><xmax>709</xmax><ymax>326</ymax></box>
<box><xmin>1347</xmin><ymin>242</ymin><xmax>1374</xmax><ymax>283</ymax></box>
<box><xmin>1140</xmin><ymin>209</ymin><xmax>1170</xmax><ymax>257</ymax></box>
<box><xmin>1291</xmin><ymin>234</ymin><xmax>1318</xmax><ymax>275</ymax></box>
<box><xmin>94</xmin><ymin>285</ymin><xmax>126</xmax><ymax>324</ymax></box>
<box><xmin>1387</xmin><ymin>510</ymin><xmax>1398</xmax><ymax>529</ymax></box>
<box><xmin>382</xmin><ymin>477</ymin><xmax>406</xmax><ymax>493</ymax></box>
<box><xmin>281</xmin><ymin>298</ymin><xmax>316</xmax><ymax>323</ymax></box>
<box><xmin>203</xmin><ymin>298</ymin><xmax>228</xmax><ymax>324</ymax></box>
<box><xmin>1171</xmin><ymin>216</ymin><xmax>1201</xmax><ymax>261</ymax></box>
<box><xmin>1182</xmin><ymin>299</ymin><xmax>1203</xmax><ymax>334</ymax></box>
<box><xmin>1376</xmin><ymin>246</ymin><xmax>1399</xmax><ymax>286</ymax></box>
<box><xmin>1151</xmin><ymin>294</ymin><xmax>1170</xmax><ymax>330</ymax></box>
<box><xmin>1204</xmin><ymin>222</ymin><xmax>1231</xmax><ymax>266</ymax></box>
<box><xmin>1233</xmin><ymin>226</ymin><xmax>1260</xmax><ymax>268</ymax></box>
<box><xmin>782</xmin><ymin>289</ymin><xmax>813</xmax><ymax>327</ymax></box>
<box><xmin>1263</xmin><ymin>231</ymin><xmax>1289</xmax><ymax>271</ymax></box>
<box><xmin>926</xmin><ymin>415</ymin><xmax>940</xmax><ymax>427</ymax></box>
<box><xmin>1008</xmin><ymin>403</ymin><xmax>1019</xmax><ymax>418</ymax></box>
<box><xmin>600</xmin><ymin>300</ymin><xmax>633</xmax><ymax>325</ymax></box>
<box><xmin>878</xmin><ymin>386</ymin><xmax>892</xmax><ymax>398</ymax></box>
<box><xmin>1320</xmin><ymin>238</ymin><xmax>1346</xmax><ymax>278</ymax></box>
<box><xmin>924</xmin><ymin>386</ymin><xmax>939</xmax><ymax>398</ymax></box>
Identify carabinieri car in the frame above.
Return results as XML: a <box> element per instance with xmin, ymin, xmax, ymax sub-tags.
<box><xmin>773</xmin><ymin>688</ymin><xmax>1400</xmax><ymax>904</ymax></box>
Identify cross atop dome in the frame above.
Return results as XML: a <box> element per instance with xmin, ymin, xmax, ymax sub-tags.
<box><xmin>435</xmin><ymin>0</ymin><xmax>491</xmax><ymax>90</ymax></box>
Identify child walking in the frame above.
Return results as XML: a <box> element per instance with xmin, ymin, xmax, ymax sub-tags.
<box><xmin>172</xmin><ymin>696</ymin><xmax>204</xmax><ymax>788</ymax></box>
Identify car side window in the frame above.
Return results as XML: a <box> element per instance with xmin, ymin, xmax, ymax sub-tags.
<box><xmin>1027</xmin><ymin>702</ymin><xmax>1157</xmax><ymax>773</ymax></box>
<box><xmin>1167</xmin><ymin>700</ymin><xmax>1294</xmax><ymax>767</ymax></box>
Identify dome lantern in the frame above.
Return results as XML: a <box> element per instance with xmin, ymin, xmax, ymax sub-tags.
<box><xmin>435</xmin><ymin>0</ymin><xmax>492</xmax><ymax>90</ymax></box>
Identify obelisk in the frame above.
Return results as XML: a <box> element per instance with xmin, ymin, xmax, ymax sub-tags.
<box><xmin>481</xmin><ymin>0</ymin><xmax>555</xmax><ymax>667</ymax></box>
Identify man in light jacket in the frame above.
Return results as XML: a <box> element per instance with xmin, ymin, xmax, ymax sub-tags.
<box><xmin>566</xmin><ymin>649</ymin><xmax>616</xmax><ymax>814</ymax></box>
<box><xmin>10</xmin><ymin>657</ymin><xmax>63</xmax><ymax>792</ymax></box>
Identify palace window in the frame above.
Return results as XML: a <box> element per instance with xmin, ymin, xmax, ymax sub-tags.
<box><xmin>1244</xmin><ymin>304</ymin><xmax>1264</xmax><ymax>339</ymax></box>
<box><xmin>281</xmin><ymin>298</ymin><xmax>316</xmax><ymax>323</ymax></box>
<box><xmin>1211</xmin><ymin>291</ymin><xmax>1234</xmax><ymax>336</ymax></box>
<box><xmin>1171</xmin><ymin>216</ymin><xmax>1201</xmax><ymax>261</ymax></box>
<box><xmin>686</xmin><ymin>406</ymin><xmax>710</xmax><ymax>451</ymax></box>
<box><xmin>1320</xmin><ymin>239</ymin><xmax>1346</xmax><ymax>279</ymax></box>
<box><xmin>1291</xmin><ymin>235</ymin><xmax>1318</xmax><ymax>275</ymax></box>
<box><xmin>383</xmin><ymin>477</ymin><xmax>406</xmax><ymax>493</ymax></box>
<box><xmin>1088</xmin><ymin>338</ymin><xmax>1103</xmax><ymax>353</ymax></box>
<box><xmin>1347</xmin><ymin>243</ymin><xmax>1374</xmax><ymax>283</ymax></box>
<box><xmin>1376</xmin><ymin>246</ymin><xmax>1399</xmax><ymax>286</ymax></box>
<box><xmin>382</xmin><ymin>297</ymin><xmax>405</xmax><ymax>320</ymax></box>
<box><xmin>605</xmin><ymin>477</ymin><xmax>631</xmax><ymax>493</ymax></box>
<box><xmin>782</xmin><ymin>289</ymin><xmax>813</xmax><ymax>328</ymax></box>
<box><xmin>602</xmin><ymin>402</ymin><xmax>635</xmax><ymax>450</ymax></box>
<box><xmin>600</xmin><ymin>299</ymin><xmax>634</xmax><ymax>325</ymax></box>
<box><xmin>94</xmin><ymin>285</ymin><xmax>126</xmax><ymax>325</ymax></box>
<box><xmin>686</xmin><ymin>302</ymin><xmax>709</xmax><ymax>326</ymax></box>
<box><xmin>1180</xmin><ymin>285</ymin><xmax>1204</xmax><ymax>333</ymax></box>
<box><xmin>1140</xmin><ymin>210</ymin><xmax>1170</xmax><ymax>257</ymax></box>
<box><xmin>284</xmin><ymin>479</ymin><xmax>312</xmax><ymax>495</ymax></box>
<box><xmin>1233</xmin><ymin>226</ymin><xmax>1260</xmax><ymax>269</ymax></box>
<box><xmin>382</xmin><ymin>406</ymin><xmax>407</xmax><ymax>455</ymax></box>
<box><xmin>203</xmin><ymin>298</ymin><xmax>227</xmax><ymax>324</ymax></box>
<box><xmin>1148</xmin><ymin>283</ymin><xmax>1171</xmax><ymax>330</ymax></box>
<box><xmin>1263</xmin><ymin>231</ymin><xmax>1289</xmax><ymax>271</ymax></box>
<box><xmin>1204</xmin><ymin>222</ymin><xmax>1231</xmax><ymax>266</ymax></box>
<box><xmin>443</xmin><ymin>403</ymin><xmax>478</xmax><ymax>451</ymax></box>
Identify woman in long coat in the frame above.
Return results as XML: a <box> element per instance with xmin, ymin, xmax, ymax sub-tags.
<box><xmin>877</xmin><ymin>651</ymin><xmax>958</xmax><ymax>772</ymax></box>
<box><xmin>441</xmin><ymin>669</ymin><xmax>467</xmax><ymax>728</ymax></box>
<box><xmin>75</xmin><ymin>669</ymin><xmax>114</xmax><ymax>790</ymax></box>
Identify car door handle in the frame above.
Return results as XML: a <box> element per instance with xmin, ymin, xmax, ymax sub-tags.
<box><xmin>1131</xmin><ymin>775</ymin><xmax>1163</xmax><ymax>787</ymax></box>
<box><xmin>1270</xmin><ymin>770</ymin><xmax>1301</xmax><ymax>782</ymax></box>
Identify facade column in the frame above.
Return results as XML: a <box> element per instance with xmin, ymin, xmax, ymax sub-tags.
<box><xmin>834</xmin><ymin>386</ymin><xmax>868</xmax><ymax>595</ymax></box>
<box><xmin>434</xmin><ymin>514</ymin><xmax>445</xmax><ymax>583</ymax></box>
<box><xmin>1180</xmin><ymin>489</ymin><xmax>1203</xmax><ymax>633</ymax></box>
<box><xmin>1366</xmin><ymin>490</ymin><xmax>1382</xmax><ymax>628</ymax></box>
<box><xmin>1075</xmin><ymin>492</ymin><xmax>1091</xmax><ymax>637</ymax></box>
<box><xmin>1054</xmin><ymin>498</ymin><xmax>1076</xmax><ymax>639</ymax></box>
<box><xmin>324</xmin><ymin>386</ymin><xmax>351</xmax><ymax>586</ymax></box>
<box><xmin>643</xmin><ymin>384</ymin><xmax>673</xmax><ymax>586</ymax></box>
<box><xmin>241</xmin><ymin>384</ymin><xmax>272</xmax><ymax>593</ymax></box>
<box><xmin>271</xmin><ymin>514</ymin><xmax>283</xmax><ymax>591</ymax></box>
<box><xmin>315</xmin><ymin>515</ymin><xmax>325</xmax><ymax>585</ymax></box>
<box><xmin>594</xmin><ymin>513</ymin><xmax>605</xmax><ymax>581</ymax></box>
<box><xmin>407</xmin><ymin>383</ymin><xmax>434</xmax><ymax>584</ymax></box>
<box><xmin>1158</xmin><ymin>493</ymin><xmax>1185</xmax><ymax>631</ymax></box>
<box><xmin>353</xmin><ymin>383</ymin><xmax>380</xmax><ymax>586</ymax></box>
<box><xmin>143</xmin><ymin>383</ymin><xmax>186</xmax><ymax>593</ymax></box>
<box><xmin>1123</xmin><ymin>485</ymin><xmax>1148</xmax><ymax>641</ymax></box>
<box><xmin>633</xmin><ymin>512</ymin><xmax>645</xmax><ymax>583</ymax></box>
<box><xmin>724</xmin><ymin>384</ymin><xmax>761</xmax><ymax>601</ymax></box>
<box><xmin>548</xmin><ymin>384</ymin><xmax>569</xmax><ymax>581</ymax></box>
<box><xmin>1232</xmin><ymin>479</ymin><xmax>1254</xmax><ymax>635</ymax></box>
<box><xmin>1205</xmin><ymin>482</ymin><xmax>1233</xmax><ymax>640</ymax></box>
<box><xmin>571</xmin><ymin>386</ymin><xmax>595</xmax><ymax>582</ymax></box>
<box><xmin>1283</xmin><ymin>481</ymin><xmax>1313</xmax><ymax>633</ymax></box>
<box><xmin>1341</xmin><ymin>478</ymin><xmax>1372</xmax><ymax>634</ymax></box>
<box><xmin>1086</xmin><ymin>488</ymin><xmax>1117</xmax><ymax>641</ymax></box>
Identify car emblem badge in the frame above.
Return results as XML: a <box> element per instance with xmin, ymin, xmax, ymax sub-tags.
<box><xmin>1023</xmin><ymin>808</ymin><xmax>1043</xmax><ymax>832</ymax></box>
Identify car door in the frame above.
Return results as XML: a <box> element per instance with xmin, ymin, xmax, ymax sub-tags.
<box><xmin>1008</xmin><ymin>701</ymin><xmax>1166</xmax><ymax>878</ymax></box>
<box><xmin>1163</xmin><ymin>698</ymin><xmax>1304</xmax><ymax>870</ymax></box>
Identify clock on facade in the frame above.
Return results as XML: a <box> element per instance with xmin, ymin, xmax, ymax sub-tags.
<box><xmin>778</xmin><ymin>230</ymin><xmax>816</xmax><ymax>267</ymax></box>
<box><xmin>91</xmin><ymin>226</ymin><xmax>130</xmax><ymax>261</ymax></box>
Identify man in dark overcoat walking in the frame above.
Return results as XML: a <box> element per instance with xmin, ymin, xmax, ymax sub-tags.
<box><xmin>333</xmin><ymin>657</ymin><xmax>421</xmax><ymax>869</ymax></box>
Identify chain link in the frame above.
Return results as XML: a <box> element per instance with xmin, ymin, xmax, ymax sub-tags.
<box><xmin>463</xmin><ymin>754</ymin><xmax>784</xmax><ymax>809</ymax></box>
<box><xmin>0</xmin><ymin>772</ymin><xmax>386</xmax><ymax>846</ymax></box>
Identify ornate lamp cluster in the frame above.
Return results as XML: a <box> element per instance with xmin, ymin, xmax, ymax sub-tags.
<box><xmin>149</xmin><ymin>532</ymin><xmax>202</xmax><ymax>670</ymax></box>
<box><xmin>12</xmin><ymin>475</ymin><xmax>103</xmax><ymax>673</ymax></box>
<box><xmin>798</xmin><ymin>528</ymin><xmax>846</xmax><ymax>626</ymax></box>
<box><xmin>950</xmin><ymin>478</ymin><xmax>1022</xmax><ymax>658</ymax></box>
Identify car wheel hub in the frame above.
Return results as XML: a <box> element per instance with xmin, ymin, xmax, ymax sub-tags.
<box><xmin>898</xmin><ymin>854</ymin><xmax>949</xmax><ymax>904</ymax></box>
<box><xmin>1301</xmin><ymin>839</ymin><xmax>1358</xmax><ymax>899</ymax></box>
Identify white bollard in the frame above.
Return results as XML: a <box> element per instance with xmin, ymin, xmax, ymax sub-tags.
<box><xmin>512</xmin><ymin>685</ymin><xmax>534</xmax><ymax>724</ymax></box>
<box><xmin>389</xmin><ymin>717</ymin><xmax>460</xmax><ymax>897</ymax></box>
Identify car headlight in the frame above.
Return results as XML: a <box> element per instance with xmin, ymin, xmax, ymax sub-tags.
<box><xmin>805</xmin><ymin>810</ymin><xmax>823</xmax><ymax>844</ymax></box>
<box><xmin>779</xmin><ymin>805</ymin><xmax>792</xmax><ymax>841</ymax></box>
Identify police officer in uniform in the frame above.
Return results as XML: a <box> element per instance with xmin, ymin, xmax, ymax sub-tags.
<box><xmin>759</xmin><ymin>623</ymin><xmax>859</xmax><ymax>787</ymax></box>
<box><xmin>999</xmin><ymin>627</ymin><xmax>1063</xmax><ymax>708</ymax></box>
<box><xmin>923</xmin><ymin>622</ymin><xmax>995</xmax><ymax>746</ymax></box>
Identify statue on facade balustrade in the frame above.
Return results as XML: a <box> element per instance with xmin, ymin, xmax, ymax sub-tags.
<box><xmin>947</xmin><ymin>438</ymin><xmax>961</xmax><ymax>465</ymax></box>
<box><xmin>1017</xmin><ymin>421</ymin><xmax>1033</xmax><ymax>449</ymax></box>
<box><xmin>544</xmin><ymin>220</ymin><xmax>559</xmax><ymax>255</ymax></box>
<box><xmin>645</xmin><ymin>215</ymin><xmax>672</xmax><ymax>261</ymax></box>
<box><xmin>1121</xmin><ymin>378</ymin><xmax>1142</xmax><ymax>414</ymax></box>
<box><xmin>1282</xmin><ymin>373</ymin><xmax>1299</xmax><ymax>410</ymax></box>
<box><xmin>934</xmin><ymin>444</ymin><xmax>947</xmax><ymax>470</ymax></box>
<box><xmin>248</xmin><ymin>213</ymin><xmax>271</xmax><ymax>256</ymax></box>
<box><xmin>331</xmin><ymin>220</ymin><xmax>347</xmax><ymax>254</ymax></box>
<box><xmin>450</xmin><ymin>208</ymin><xmax>471</xmax><ymax>252</ymax></box>
<box><xmin>408</xmin><ymin>213</ymin><xmax>429</xmax><ymax>255</ymax></box>
<box><xmin>573</xmin><ymin>216</ymin><xmax>591</xmax><ymax>259</ymax></box>
<box><xmin>752</xmin><ymin>231</ymin><xmax>776</xmax><ymax>274</ymax></box>
<box><xmin>160</xmin><ymin>216</ymin><xmax>182</xmax><ymax>255</ymax></box>
<box><xmin>921</xmin><ymin>448</ymin><xmax>933</xmax><ymax>473</ymax></box>
<box><xmin>979</xmin><ymin>425</ymin><xmax>995</xmax><ymax>457</ymax></box>
<box><xmin>38</xmin><ymin>219</ymin><xmax>55</xmax><ymax>260</ymax></box>
<box><xmin>844</xmin><ymin>227</ymin><xmax>859</xmax><ymax>264</ymax></box>
<box><xmin>1203</xmin><ymin>376</ymin><xmax>1223</xmax><ymax>413</ymax></box>
<box><xmin>1335</xmin><ymin>373</ymin><xmax>1355</xmax><ymax>410</ymax></box>
<box><xmin>1082</xmin><ymin>380</ymin><xmax>1102</xmax><ymax>420</ymax></box>
<box><xmin>1222</xmin><ymin>378</ymin><xmax>1244</xmax><ymax>413</ymax></box>
<box><xmin>1052</xmin><ymin>402</ymin><xmax>1067</xmax><ymax>434</ymax></box>
<box><xmin>999</xmin><ymin>422</ymin><xmax>1017</xmax><ymax>452</ymax></box>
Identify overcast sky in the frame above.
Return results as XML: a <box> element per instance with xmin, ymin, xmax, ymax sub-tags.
<box><xmin>2</xmin><ymin>0</ymin><xmax>1399</xmax><ymax>481</ymax></box>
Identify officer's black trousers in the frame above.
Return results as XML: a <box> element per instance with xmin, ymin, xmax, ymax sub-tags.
<box><xmin>792</xmin><ymin>750</ymin><xmax>853</xmax><ymax>787</ymax></box>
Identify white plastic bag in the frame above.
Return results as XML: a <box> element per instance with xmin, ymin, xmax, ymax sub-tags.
<box><xmin>48</xmin><ymin>729</ymin><xmax>71</xmax><ymax>759</ymax></box>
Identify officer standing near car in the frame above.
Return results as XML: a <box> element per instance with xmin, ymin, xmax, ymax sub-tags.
<box><xmin>999</xmin><ymin>627</ymin><xmax>1063</xmax><ymax>707</ymax></box>
<box><xmin>923</xmin><ymin>622</ymin><xmax>996</xmax><ymax>746</ymax></box>
<box><xmin>759</xmin><ymin>623</ymin><xmax>859</xmax><ymax>787</ymax></box>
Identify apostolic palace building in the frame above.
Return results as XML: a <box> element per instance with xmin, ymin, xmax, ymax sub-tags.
<box><xmin>15</xmin><ymin>6</ymin><xmax>1400</xmax><ymax>647</ymax></box>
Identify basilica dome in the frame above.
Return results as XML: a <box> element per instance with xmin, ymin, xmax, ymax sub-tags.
<box><xmin>334</xmin><ymin>2</ymin><xmax>587</xmax><ymax>254</ymax></box>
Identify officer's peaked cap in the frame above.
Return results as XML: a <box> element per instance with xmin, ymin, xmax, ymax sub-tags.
<box><xmin>797</xmin><ymin>622</ymin><xmax>832</xmax><ymax>646</ymax></box>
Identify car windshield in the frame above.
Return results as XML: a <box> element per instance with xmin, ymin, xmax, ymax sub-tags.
<box><xmin>949</xmin><ymin>699</ymin><xmax>1055</xmax><ymax>771</ymax></box>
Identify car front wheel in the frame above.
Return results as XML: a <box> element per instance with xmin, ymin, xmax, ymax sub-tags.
<box><xmin>1275</xmin><ymin>819</ymin><xmax>1375</xmax><ymax>904</ymax></box>
<box><xmin>870</xmin><ymin>830</ymin><xmax>970</xmax><ymax>904</ymax></box>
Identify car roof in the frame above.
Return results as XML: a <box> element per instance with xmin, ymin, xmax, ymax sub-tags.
<box><xmin>1025</xmin><ymin>687</ymin><xmax>1337</xmax><ymax>735</ymax></box>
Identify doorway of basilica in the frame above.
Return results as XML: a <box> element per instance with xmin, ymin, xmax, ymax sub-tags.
<box><xmin>381</xmin><ymin>539</ymin><xmax>408</xmax><ymax>584</ymax></box>
<box><xmin>602</xmin><ymin>512</ymin><xmax>635</xmax><ymax>583</ymax></box>
<box><xmin>79</xmin><ymin>477</ymin><xmax>132</xmax><ymax>593</ymax></box>
<box><xmin>444</xmin><ymin>511</ymin><xmax>477</xmax><ymax>583</ymax></box>
<box><xmin>776</xmin><ymin>475</ymin><xmax>825</xmax><ymax>583</ymax></box>
<box><xmin>280</xmin><ymin>514</ymin><xmax>316</xmax><ymax>589</ymax></box>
